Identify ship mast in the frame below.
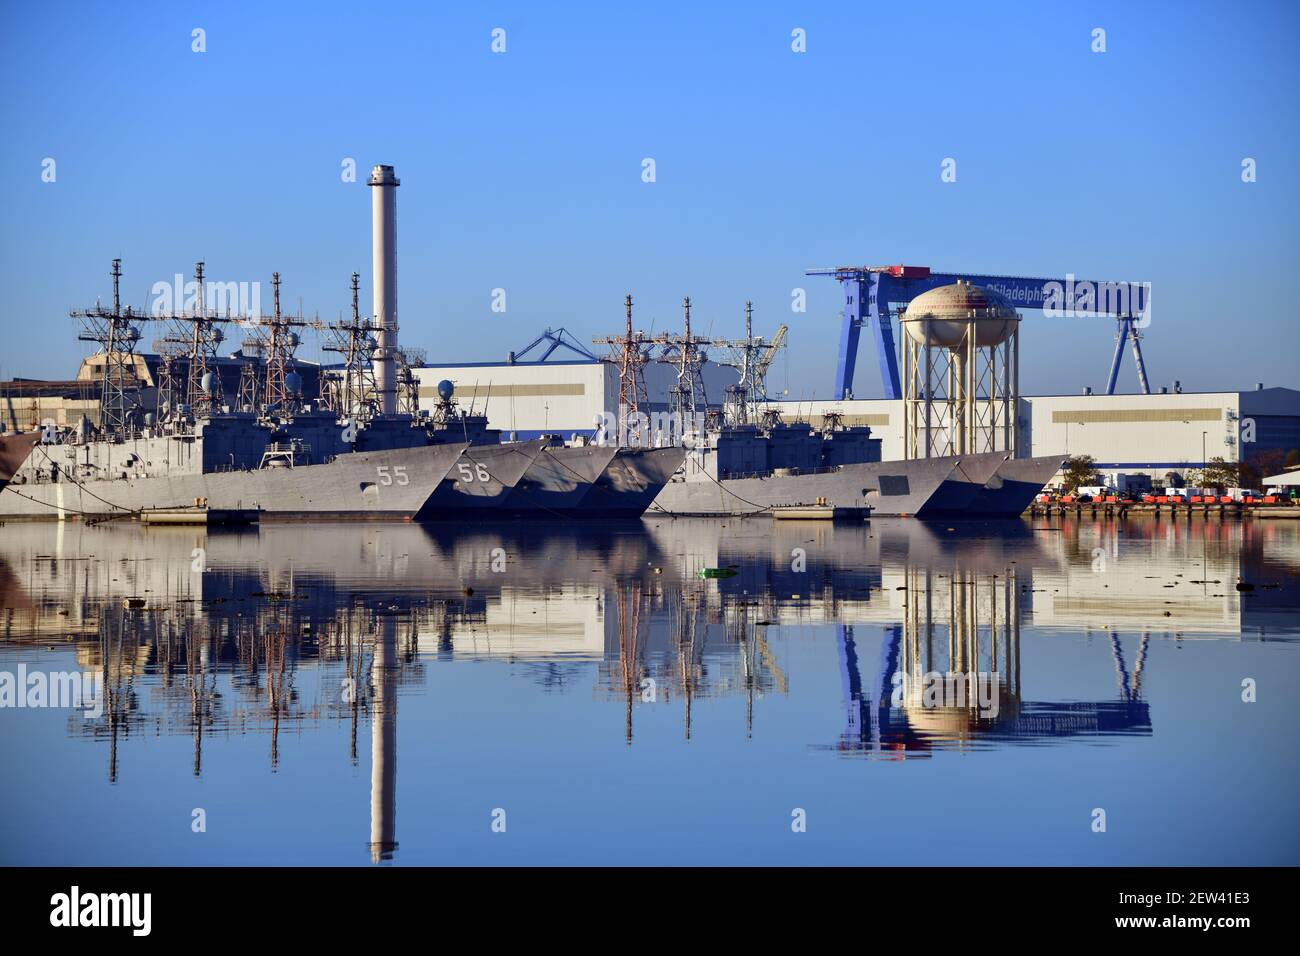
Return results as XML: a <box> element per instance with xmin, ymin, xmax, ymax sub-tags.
<box><xmin>322</xmin><ymin>272</ymin><xmax>380</xmax><ymax>422</ymax></box>
<box><xmin>72</xmin><ymin>258</ymin><xmax>147</xmax><ymax>434</ymax></box>
<box><xmin>593</xmin><ymin>294</ymin><xmax>652</xmax><ymax>417</ymax></box>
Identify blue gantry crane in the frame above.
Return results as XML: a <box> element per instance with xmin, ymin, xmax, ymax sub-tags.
<box><xmin>806</xmin><ymin>265</ymin><xmax>1151</xmax><ymax>400</ymax></box>
<box><xmin>507</xmin><ymin>327</ymin><xmax>599</xmax><ymax>363</ymax></box>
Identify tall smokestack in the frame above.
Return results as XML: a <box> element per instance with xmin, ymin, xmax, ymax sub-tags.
<box><xmin>369</xmin><ymin>164</ymin><xmax>400</xmax><ymax>415</ymax></box>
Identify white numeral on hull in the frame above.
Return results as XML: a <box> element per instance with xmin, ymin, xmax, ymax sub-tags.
<box><xmin>456</xmin><ymin>462</ymin><xmax>491</xmax><ymax>483</ymax></box>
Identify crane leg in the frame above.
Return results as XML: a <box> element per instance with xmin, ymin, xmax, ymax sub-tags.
<box><xmin>835</xmin><ymin>300</ymin><xmax>862</xmax><ymax>401</ymax></box>
<box><xmin>836</xmin><ymin>625</ymin><xmax>867</xmax><ymax>747</ymax></box>
<box><xmin>869</xmin><ymin>274</ymin><xmax>903</xmax><ymax>400</ymax></box>
<box><xmin>1105</xmin><ymin>319</ymin><xmax>1127</xmax><ymax>395</ymax></box>
<box><xmin>1129</xmin><ymin>320</ymin><xmax>1150</xmax><ymax>394</ymax></box>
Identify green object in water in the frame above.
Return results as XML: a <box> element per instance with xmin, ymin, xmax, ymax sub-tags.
<box><xmin>698</xmin><ymin>567</ymin><xmax>738</xmax><ymax>579</ymax></box>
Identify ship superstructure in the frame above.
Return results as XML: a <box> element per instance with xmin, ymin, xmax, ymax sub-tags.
<box><xmin>0</xmin><ymin>164</ymin><xmax>684</xmax><ymax>522</ymax></box>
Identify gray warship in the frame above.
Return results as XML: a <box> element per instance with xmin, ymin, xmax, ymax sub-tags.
<box><xmin>371</xmin><ymin>378</ymin><xmax>684</xmax><ymax>519</ymax></box>
<box><xmin>0</xmin><ymin>412</ymin><xmax>470</xmax><ymax>521</ymax></box>
<box><xmin>599</xmin><ymin>284</ymin><xmax>1061</xmax><ymax>519</ymax></box>
<box><xmin>0</xmin><ymin>162</ymin><xmax>683</xmax><ymax>522</ymax></box>
<box><xmin>648</xmin><ymin>417</ymin><xmax>1062</xmax><ymax>518</ymax></box>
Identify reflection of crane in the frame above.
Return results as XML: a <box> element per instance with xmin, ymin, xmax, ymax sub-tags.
<box><xmin>831</xmin><ymin>572</ymin><xmax>1153</xmax><ymax>756</ymax></box>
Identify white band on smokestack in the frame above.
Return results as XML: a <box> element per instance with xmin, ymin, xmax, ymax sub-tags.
<box><xmin>369</xmin><ymin>164</ymin><xmax>400</xmax><ymax>416</ymax></box>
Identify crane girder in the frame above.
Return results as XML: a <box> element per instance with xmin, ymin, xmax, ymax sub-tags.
<box><xmin>808</xmin><ymin>266</ymin><xmax>1151</xmax><ymax>400</ymax></box>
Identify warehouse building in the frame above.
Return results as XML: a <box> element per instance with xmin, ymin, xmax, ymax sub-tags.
<box><xmin>1</xmin><ymin>351</ymin><xmax>325</xmax><ymax>432</ymax></box>
<box><xmin>412</xmin><ymin>358</ymin><xmax>739</xmax><ymax>440</ymax></box>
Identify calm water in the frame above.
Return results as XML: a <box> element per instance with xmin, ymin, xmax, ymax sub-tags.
<box><xmin>1</xmin><ymin>515</ymin><xmax>1298</xmax><ymax>866</ymax></box>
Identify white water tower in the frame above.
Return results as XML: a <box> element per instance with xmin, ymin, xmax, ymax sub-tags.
<box><xmin>901</xmin><ymin>280</ymin><xmax>1020</xmax><ymax>459</ymax></box>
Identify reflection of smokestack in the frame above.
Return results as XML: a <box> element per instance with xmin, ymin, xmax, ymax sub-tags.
<box><xmin>370</xmin><ymin>616</ymin><xmax>398</xmax><ymax>862</ymax></box>
<box><xmin>369</xmin><ymin>164</ymin><xmax>400</xmax><ymax>416</ymax></box>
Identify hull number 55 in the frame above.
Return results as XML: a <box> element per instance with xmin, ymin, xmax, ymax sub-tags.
<box><xmin>376</xmin><ymin>465</ymin><xmax>409</xmax><ymax>486</ymax></box>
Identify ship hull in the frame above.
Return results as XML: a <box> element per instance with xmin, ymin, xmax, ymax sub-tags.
<box><xmin>651</xmin><ymin>455</ymin><xmax>960</xmax><ymax>517</ymax></box>
<box><xmin>499</xmin><ymin>445</ymin><xmax>621</xmax><ymax>517</ymax></box>
<box><xmin>417</xmin><ymin>440</ymin><xmax>547</xmax><ymax>518</ymax></box>
<box><xmin>965</xmin><ymin>454</ymin><xmax>1066</xmax><ymax>516</ymax></box>
<box><xmin>579</xmin><ymin>447</ymin><xmax>690</xmax><ymax>518</ymax></box>
<box><xmin>916</xmin><ymin>452</ymin><xmax>1010</xmax><ymax>516</ymax></box>
<box><xmin>0</xmin><ymin>442</ymin><xmax>467</xmax><ymax>520</ymax></box>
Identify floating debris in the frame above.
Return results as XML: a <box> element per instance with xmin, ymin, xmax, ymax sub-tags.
<box><xmin>698</xmin><ymin>567</ymin><xmax>738</xmax><ymax>579</ymax></box>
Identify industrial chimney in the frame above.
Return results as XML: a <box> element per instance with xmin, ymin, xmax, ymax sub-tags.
<box><xmin>369</xmin><ymin>164</ymin><xmax>400</xmax><ymax>415</ymax></box>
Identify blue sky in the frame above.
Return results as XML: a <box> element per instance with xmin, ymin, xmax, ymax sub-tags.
<box><xmin>2</xmin><ymin>0</ymin><xmax>1297</xmax><ymax>398</ymax></box>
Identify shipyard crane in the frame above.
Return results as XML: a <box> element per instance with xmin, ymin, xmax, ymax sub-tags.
<box><xmin>807</xmin><ymin>265</ymin><xmax>1151</xmax><ymax>400</ymax></box>
<box><xmin>509</xmin><ymin>327</ymin><xmax>599</xmax><ymax>363</ymax></box>
<box><xmin>752</xmin><ymin>323</ymin><xmax>787</xmax><ymax>400</ymax></box>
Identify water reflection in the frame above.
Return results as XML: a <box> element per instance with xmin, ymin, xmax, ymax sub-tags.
<box><xmin>0</xmin><ymin>514</ymin><xmax>1296</xmax><ymax>864</ymax></box>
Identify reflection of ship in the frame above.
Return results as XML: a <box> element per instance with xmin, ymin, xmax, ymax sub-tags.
<box><xmin>7</xmin><ymin>516</ymin><xmax>1294</xmax><ymax>864</ymax></box>
<box><xmin>0</xmin><ymin>431</ymin><xmax>39</xmax><ymax>495</ymax></box>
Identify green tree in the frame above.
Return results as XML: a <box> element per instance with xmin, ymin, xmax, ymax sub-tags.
<box><xmin>1061</xmin><ymin>455</ymin><xmax>1101</xmax><ymax>493</ymax></box>
<box><xmin>1193</xmin><ymin>457</ymin><xmax>1241</xmax><ymax>491</ymax></box>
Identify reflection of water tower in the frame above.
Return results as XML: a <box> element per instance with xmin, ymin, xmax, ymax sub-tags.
<box><xmin>897</xmin><ymin>566</ymin><xmax>1021</xmax><ymax>743</ymax></box>
<box><xmin>901</xmin><ymin>281</ymin><xmax>1020</xmax><ymax>459</ymax></box>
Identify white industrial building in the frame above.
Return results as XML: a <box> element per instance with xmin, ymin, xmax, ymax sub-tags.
<box><xmin>776</xmin><ymin>386</ymin><xmax>1300</xmax><ymax>487</ymax></box>
<box><xmin>413</xmin><ymin>358</ymin><xmax>739</xmax><ymax>440</ymax></box>
<box><xmin>411</xmin><ymin>348</ymin><xmax>1299</xmax><ymax>487</ymax></box>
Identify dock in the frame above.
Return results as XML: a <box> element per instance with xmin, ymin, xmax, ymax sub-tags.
<box><xmin>1027</xmin><ymin>501</ymin><xmax>1300</xmax><ymax>520</ymax></box>
<box><xmin>770</xmin><ymin>505</ymin><xmax>871</xmax><ymax>521</ymax></box>
<box><xmin>139</xmin><ymin>507</ymin><xmax>260</xmax><ymax>526</ymax></box>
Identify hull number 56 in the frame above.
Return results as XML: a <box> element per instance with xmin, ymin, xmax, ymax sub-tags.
<box><xmin>457</xmin><ymin>462</ymin><xmax>491</xmax><ymax>483</ymax></box>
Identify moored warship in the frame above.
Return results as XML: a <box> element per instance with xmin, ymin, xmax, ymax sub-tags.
<box><xmin>644</xmin><ymin>280</ymin><xmax>1064</xmax><ymax>518</ymax></box>
<box><xmin>0</xmin><ymin>411</ymin><xmax>471</xmax><ymax>521</ymax></box>
<box><xmin>0</xmin><ymin>163</ymin><xmax>683</xmax><ymax>522</ymax></box>
<box><xmin>648</xmin><ymin>419</ymin><xmax>1058</xmax><ymax>518</ymax></box>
